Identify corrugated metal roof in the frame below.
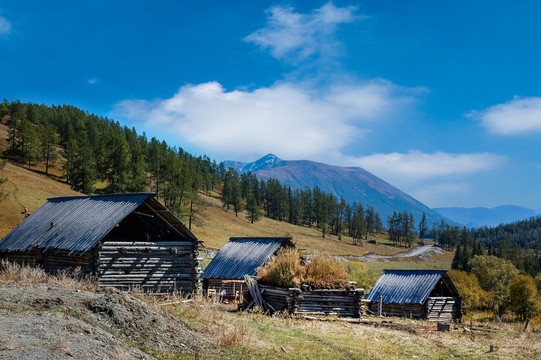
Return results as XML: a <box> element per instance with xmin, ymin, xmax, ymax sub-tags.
<box><xmin>202</xmin><ymin>237</ymin><xmax>293</xmax><ymax>280</ymax></box>
<box><xmin>0</xmin><ymin>193</ymin><xmax>163</xmax><ymax>255</ymax></box>
<box><xmin>366</xmin><ymin>269</ymin><xmax>447</xmax><ymax>304</ymax></box>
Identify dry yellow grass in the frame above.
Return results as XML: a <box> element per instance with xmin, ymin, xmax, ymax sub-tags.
<box><xmin>257</xmin><ymin>248</ymin><xmax>305</xmax><ymax>287</ymax></box>
<box><xmin>0</xmin><ymin>162</ymin><xmax>81</xmax><ymax>237</ymax></box>
<box><xmin>191</xmin><ymin>194</ymin><xmax>410</xmax><ymax>257</ymax></box>
<box><xmin>303</xmin><ymin>255</ymin><xmax>350</xmax><ymax>288</ymax></box>
<box><xmin>0</xmin><ymin>259</ymin><xmax>97</xmax><ymax>291</ymax></box>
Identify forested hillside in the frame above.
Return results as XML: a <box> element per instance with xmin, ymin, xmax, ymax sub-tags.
<box><xmin>1</xmin><ymin>100</ymin><xmax>221</xmax><ymax>225</ymax></box>
<box><xmin>447</xmin><ymin>218</ymin><xmax>541</xmax><ymax>277</ymax></box>
<box><xmin>470</xmin><ymin>217</ymin><xmax>541</xmax><ymax>249</ymax></box>
<box><xmin>1</xmin><ymin>100</ymin><xmax>391</xmax><ymax>241</ymax></box>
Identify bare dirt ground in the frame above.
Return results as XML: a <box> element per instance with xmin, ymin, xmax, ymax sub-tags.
<box><xmin>0</xmin><ymin>284</ymin><xmax>212</xmax><ymax>359</ymax></box>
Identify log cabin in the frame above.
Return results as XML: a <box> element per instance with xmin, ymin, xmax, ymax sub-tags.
<box><xmin>365</xmin><ymin>269</ymin><xmax>462</xmax><ymax>321</ymax></box>
<box><xmin>201</xmin><ymin>237</ymin><xmax>293</xmax><ymax>300</ymax></box>
<box><xmin>0</xmin><ymin>193</ymin><xmax>202</xmax><ymax>293</ymax></box>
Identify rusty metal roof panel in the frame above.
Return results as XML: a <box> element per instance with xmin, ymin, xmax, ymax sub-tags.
<box><xmin>365</xmin><ymin>269</ymin><xmax>447</xmax><ymax>304</ymax></box>
<box><xmin>202</xmin><ymin>237</ymin><xmax>293</xmax><ymax>280</ymax></box>
<box><xmin>0</xmin><ymin>193</ymin><xmax>152</xmax><ymax>254</ymax></box>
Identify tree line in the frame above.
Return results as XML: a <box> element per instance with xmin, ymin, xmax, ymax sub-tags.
<box><xmin>220</xmin><ymin>168</ymin><xmax>385</xmax><ymax>242</ymax></box>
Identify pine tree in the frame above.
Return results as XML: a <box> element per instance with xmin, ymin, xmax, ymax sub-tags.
<box><xmin>419</xmin><ymin>213</ymin><xmax>428</xmax><ymax>240</ymax></box>
<box><xmin>246</xmin><ymin>190</ymin><xmax>262</xmax><ymax>223</ymax></box>
<box><xmin>39</xmin><ymin>123</ymin><xmax>58</xmax><ymax>174</ymax></box>
<box><xmin>106</xmin><ymin>130</ymin><xmax>130</xmax><ymax>193</ymax></box>
<box><xmin>17</xmin><ymin>117</ymin><xmax>39</xmax><ymax>167</ymax></box>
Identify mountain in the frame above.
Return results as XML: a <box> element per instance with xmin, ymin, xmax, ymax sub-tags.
<box><xmin>433</xmin><ymin>206</ymin><xmax>540</xmax><ymax>228</ymax></box>
<box><xmin>225</xmin><ymin>154</ymin><xmax>449</xmax><ymax>226</ymax></box>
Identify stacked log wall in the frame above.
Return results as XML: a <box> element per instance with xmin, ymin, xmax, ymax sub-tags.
<box><xmin>98</xmin><ymin>240</ymin><xmax>198</xmax><ymax>293</ymax></box>
<box><xmin>242</xmin><ymin>284</ymin><xmax>364</xmax><ymax>317</ymax></box>
<box><xmin>294</xmin><ymin>289</ymin><xmax>363</xmax><ymax>317</ymax></box>
<box><xmin>259</xmin><ymin>285</ymin><xmax>291</xmax><ymax>311</ymax></box>
<box><xmin>424</xmin><ymin>296</ymin><xmax>462</xmax><ymax>322</ymax></box>
<box><xmin>369</xmin><ymin>302</ymin><xmax>424</xmax><ymax>318</ymax></box>
<box><xmin>0</xmin><ymin>248</ymin><xmax>97</xmax><ymax>275</ymax></box>
<box><xmin>0</xmin><ymin>249</ymin><xmax>43</xmax><ymax>266</ymax></box>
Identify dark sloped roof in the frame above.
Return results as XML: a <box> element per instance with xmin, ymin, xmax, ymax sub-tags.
<box><xmin>0</xmin><ymin>193</ymin><xmax>195</xmax><ymax>255</ymax></box>
<box><xmin>366</xmin><ymin>269</ymin><xmax>455</xmax><ymax>304</ymax></box>
<box><xmin>202</xmin><ymin>237</ymin><xmax>293</xmax><ymax>280</ymax></box>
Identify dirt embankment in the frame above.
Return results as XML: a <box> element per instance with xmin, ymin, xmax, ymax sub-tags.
<box><xmin>0</xmin><ymin>284</ymin><xmax>211</xmax><ymax>359</ymax></box>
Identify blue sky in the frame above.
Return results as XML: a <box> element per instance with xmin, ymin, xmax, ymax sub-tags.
<box><xmin>1</xmin><ymin>1</ymin><xmax>541</xmax><ymax>209</ymax></box>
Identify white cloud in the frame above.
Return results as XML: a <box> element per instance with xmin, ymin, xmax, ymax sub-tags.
<box><xmin>475</xmin><ymin>96</ymin><xmax>541</xmax><ymax>135</ymax></box>
<box><xmin>245</xmin><ymin>2</ymin><xmax>363</xmax><ymax>62</ymax></box>
<box><xmin>88</xmin><ymin>78</ymin><xmax>98</xmax><ymax>85</ymax></box>
<box><xmin>114</xmin><ymin>79</ymin><xmax>415</xmax><ymax>160</ymax></box>
<box><xmin>349</xmin><ymin>151</ymin><xmax>505</xmax><ymax>182</ymax></box>
<box><xmin>0</xmin><ymin>14</ymin><xmax>12</xmax><ymax>35</ymax></box>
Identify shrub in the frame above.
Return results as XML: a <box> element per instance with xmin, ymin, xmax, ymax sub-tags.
<box><xmin>257</xmin><ymin>248</ymin><xmax>304</xmax><ymax>287</ymax></box>
<box><xmin>448</xmin><ymin>269</ymin><xmax>492</xmax><ymax>310</ymax></box>
<box><xmin>303</xmin><ymin>256</ymin><xmax>349</xmax><ymax>289</ymax></box>
<box><xmin>469</xmin><ymin>255</ymin><xmax>519</xmax><ymax>314</ymax></box>
<box><xmin>506</xmin><ymin>274</ymin><xmax>540</xmax><ymax>321</ymax></box>
<box><xmin>257</xmin><ymin>250</ymin><xmax>350</xmax><ymax>289</ymax></box>
<box><xmin>342</xmin><ymin>261</ymin><xmax>382</xmax><ymax>292</ymax></box>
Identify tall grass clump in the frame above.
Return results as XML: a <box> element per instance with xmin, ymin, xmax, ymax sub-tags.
<box><xmin>0</xmin><ymin>259</ymin><xmax>48</xmax><ymax>284</ymax></box>
<box><xmin>0</xmin><ymin>259</ymin><xmax>97</xmax><ymax>291</ymax></box>
<box><xmin>303</xmin><ymin>255</ymin><xmax>350</xmax><ymax>289</ymax></box>
<box><xmin>257</xmin><ymin>248</ymin><xmax>304</xmax><ymax>287</ymax></box>
<box><xmin>257</xmin><ymin>250</ymin><xmax>350</xmax><ymax>288</ymax></box>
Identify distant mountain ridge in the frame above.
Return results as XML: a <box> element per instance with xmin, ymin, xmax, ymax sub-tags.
<box><xmin>433</xmin><ymin>206</ymin><xmax>540</xmax><ymax>228</ymax></box>
<box><xmin>225</xmin><ymin>154</ymin><xmax>450</xmax><ymax>226</ymax></box>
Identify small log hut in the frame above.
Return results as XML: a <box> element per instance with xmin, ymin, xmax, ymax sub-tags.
<box><xmin>365</xmin><ymin>269</ymin><xmax>462</xmax><ymax>321</ymax></box>
<box><xmin>201</xmin><ymin>237</ymin><xmax>293</xmax><ymax>301</ymax></box>
<box><xmin>0</xmin><ymin>193</ymin><xmax>202</xmax><ymax>293</ymax></box>
<box><xmin>241</xmin><ymin>280</ymin><xmax>365</xmax><ymax>317</ymax></box>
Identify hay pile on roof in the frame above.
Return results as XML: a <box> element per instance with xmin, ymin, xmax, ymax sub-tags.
<box><xmin>257</xmin><ymin>249</ymin><xmax>350</xmax><ymax>289</ymax></box>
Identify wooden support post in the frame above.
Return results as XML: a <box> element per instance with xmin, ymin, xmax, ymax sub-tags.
<box><xmin>378</xmin><ymin>296</ymin><xmax>382</xmax><ymax>316</ymax></box>
<box><xmin>523</xmin><ymin>319</ymin><xmax>530</xmax><ymax>332</ymax></box>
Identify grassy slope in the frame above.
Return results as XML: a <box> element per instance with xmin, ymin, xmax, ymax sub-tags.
<box><xmin>0</xmin><ymin>163</ymin><xmax>81</xmax><ymax>237</ymax></box>
<box><xmin>192</xmin><ymin>193</ymin><xmax>408</xmax><ymax>256</ymax></box>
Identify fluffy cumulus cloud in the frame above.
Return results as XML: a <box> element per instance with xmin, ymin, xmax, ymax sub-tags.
<box><xmin>0</xmin><ymin>13</ymin><xmax>12</xmax><ymax>35</ymax></box>
<box><xmin>115</xmin><ymin>79</ymin><xmax>414</xmax><ymax>160</ymax></box>
<box><xmin>476</xmin><ymin>96</ymin><xmax>541</xmax><ymax>135</ymax></box>
<box><xmin>245</xmin><ymin>2</ymin><xmax>363</xmax><ymax>62</ymax></box>
<box><xmin>349</xmin><ymin>151</ymin><xmax>505</xmax><ymax>182</ymax></box>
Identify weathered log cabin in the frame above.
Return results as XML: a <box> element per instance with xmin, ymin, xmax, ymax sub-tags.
<box><xmin>201</xmin><ymin>237</ymin><xmax>293</xmax><ymax>300</ymax></box>
<box><xmin>365</xmin><ymin>269</ymin><xmax>462</xmax><ymax>322</ymax></box>
<box><xmin>0</xmin><ymin>193</ymin><xmax>202</xmax><ymax>293</ymax></box>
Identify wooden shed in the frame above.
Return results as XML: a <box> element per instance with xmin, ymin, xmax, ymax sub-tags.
<box><xmin>0</xmin><ymin>193</ymin><xmax>202</xmax><ymax>293</ymax></box>
<box><xmin>201</xmin><ymin>237</ymin><xmax>293</xmax><ymax>300</ymax></box>
<box><xmin>365</xmin><ymin>269</ymin><xmax>462</xmax><ymax>321</ymax></box>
